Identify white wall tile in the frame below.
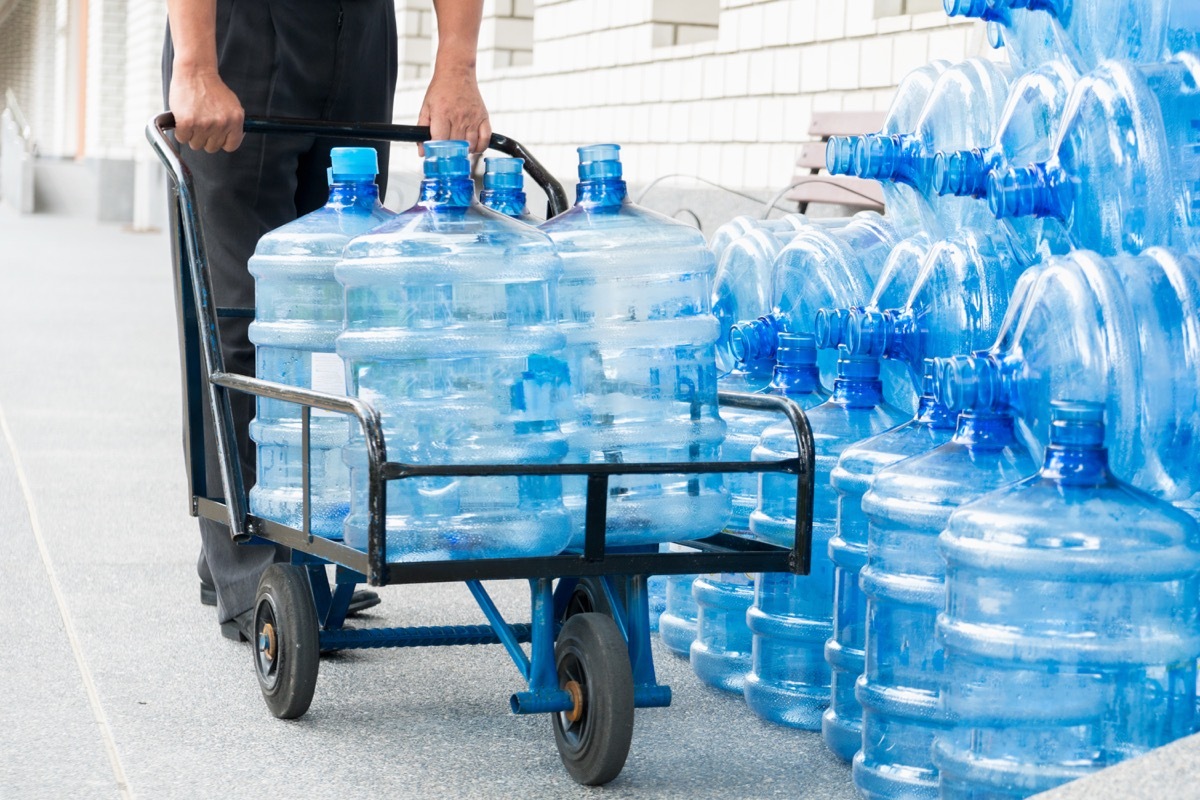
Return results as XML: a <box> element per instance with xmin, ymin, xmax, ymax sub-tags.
<box><xmin>815</xmin><ymin>0</ymin><xmax>847</xmax><ymax>41</ymax></box>
<box><xmin>859</xmin><ymin>36</ymin><xmax>893</xmax><ymax>87</ymax></box>
<box><xmin>748</xmin><ymin>50</ymin><xmax>775</xmax><ymax>95</ymax></box>
<box><xmin>774</xmin><ymin>47</ymin><xmax>801</xmax><ymax>95</ymax></box>
<box><xmin>799</xmin><ymin>43</ymin><xmax>829</xmax><ymax>92</ymax></box>
<box><xmin>828</xmin><ymin>40</ymin><xmax>861</xmax><ymax>90</ymax></box>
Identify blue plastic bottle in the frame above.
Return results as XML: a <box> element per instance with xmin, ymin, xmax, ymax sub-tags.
<box><xmin>744</xmin><ymin>348</ymin><xmax>906</xmax><ymax>729</ymax></box>
<box><xmin>933</xmin><ymin>248</ymin><xmax>1200</xmax><ymax>509</ymax></box>
<box><xmin>822</xmin><ymin>360</ymin><xmax>957</xmax><ymax>762</ymax></box>
<box><xmin>843</xmin><ymin>227</ymin><xmax>1022</xmax><ymax>395</ymax></box>
<box><xmin>854</xmin><ymin>397</ymin><xmax>1037</xmax><ymax>799</ymax></box>
<box><xmin>730</xmin><ymin>212</ymin><xmax>903</xmax><ymax>387</ymax></box>
<box><xmin>934</xmin><ymin>58</ymin><xmax>1078</xmax><ymax>268</ymax></box>
<box><xmin>690</xmin><ymin>333</ymin><xmax>832</xmax><ymax>691</ymax></box>
<box><xmin>248</xmin><ymin>147</ymin><xmax>395</xmax><ymax>538</ymax></box>
<box><xmin>713</xmin><ymin>227</ymin><xmax>799</xmax><ymax>374</ymax></box>
<box><xmin>988</xmin><ymin>53</ymin><xmax>1200</xmax><ymax>257</ymax></box>
<box><xmin>540</xmin><ymin>144</ymin><xmax>729</xmax><ymax>547</ymax></box>
<box><xmin>479</xmin><ymin>156</ymin><xmax>539</xmax><ymax>223</ymax></box>
<box><xmin>827</xmin><ymin>62</ymin><xmax>949</xmax><ymax>232</ymax></box>
<box><xmin>708</xmin><ymin>213</ymin><xmax>810</xmax><ymax>265</ymax></box>
<box><xmin>335</xmin><ymin>140</ymin><xmax>571</xmax><ymax>561</ymax></box>
<box><xmin>658</xmin><ymin>562</ymin><xmax>700</xmax><ymax>657</ymax></box>
<box><xmin>852</xmin><ymin>59</ymin><xmax>1013</xmax><ymax>237</ymax></box>
<box><xmin>935</xmin><ymin>401</ymin><xmax>1200</xmax><ymax>799</ymax></box>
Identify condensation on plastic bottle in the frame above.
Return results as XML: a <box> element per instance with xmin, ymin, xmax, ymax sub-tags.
<box><xmin>690</xmin><ymin>333</ymin><xmax>831</xmax><ymax>692</ymax></box>
<box><xmin>988</xmin><ymin>53</ymin><xmax>1200</xmax><ymax>257</ymax></box>
<box><xmin>744</xmin><ymin>348</ymin><xmax>906</xmax><ymax>730</ymax></box>
<box><xmin>932</xmin><ymin>248</ymin><xmax>1200</xmax><ymax>509</ymax></box>
<box><xmin>854</xmin><ymin>396</ymin><xmax>1037</xmax><ymax>799</ymax></box>
<box><xmin>479</xmin><ymin>156</ymin><xmax>540</xmax><ymax>224</ymax></box>
<box><xmin>934</xmin><ymin>58</ymin><xmax>1079</xmax><ymax>268</ymax></box>
<box><xmin>249</xmin><ymin>147</ymin><xmax>395</xmax><ymax>539</ymax></box>
<box><xmin>935</xmin><ymin>401</ymin><xmax>1200</xmax><ymax>799</ymax></box>
<box><xmin>821</xmin><ymin>360</ymin><xmax>957</xmax><ymax>763</ymax></box>
<box><xmin>539</xmin><ymin>144</ymin><xmax>730</xmax><ymax>547</ymax></box>
<box><xmin>335</xmin><ymin>140</ymin><xmax>572</xmax><ymax>561</ymax></box>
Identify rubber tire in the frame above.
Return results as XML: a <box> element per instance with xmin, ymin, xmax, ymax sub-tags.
<box><xmin>562</xmin><ymin>576</ymin><xmax>617</xmax><ymax>621</ymax></box>
<box><xmin>253</xmin><ymin>564</ymin><xmax>320</xmax><ymax>720</ymax></box>
<box><xmin>552</xmin><ymin>612</ymin><xmax>635</xmax><ymax>786</ymax></box>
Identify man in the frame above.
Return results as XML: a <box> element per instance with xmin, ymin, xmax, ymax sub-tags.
<box><xmin>163</xmin><ymin>0</ymin><xmax>491</xmax><ymax>641</ymax></box>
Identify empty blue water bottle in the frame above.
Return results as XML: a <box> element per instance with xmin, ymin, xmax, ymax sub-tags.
<box><xmin>827</xmin><ymin>61</ymin><xmax>949</xmax><ymax>232</ymax></box>
<box><xmin>745</xmin><ymin>347</ymin><xmax>906</xmax><ymax>729</ymax></box>
<box><xmin>933</xmin><ymin>248</ymin><xmax>1200</xmax><ymax>507</ymax></box>
<box><xmin>690</xmin><ymin>333</ymin><xmax>832</xmax><ymax>690</ymax></box>
<box><xmin>714</xmin><ymin>227</ymin><xmax>800</xmax><ymax>374</ymax></box>
<box><xmin>335</xmin><ymin>140</ymin><xmax>572</xmax><ymax>561</ymax></box>
<box><xmin>988</xmin><ymin>53</ymin><xmax>1200</xmax><ymax>257</ymax></box>
<box><xmin>659</xmin><ymin>560</ymin><xmax>700</xmax><ymax>657</ymax></box>
<box><xmin>708</xmin><ymin>213</ymin><xmax>811</xmax><ymax>265</ymax></box>
<box><xmin>934</xmin><ymin>401</ymin><xmax>1200</xmax><ymax>799</ymax></box>
<box><xmin>934</xmin><ymin>58</ymin><xmax>1078</xmax><ymax>267</ymax></box>
<box><xmin>843</xmin><ymin>227</ymin><xmax>1023</xmax><ymax>394</ymax></box>
<box><xmin>852</xmin><ymin>59</ymin><xmax>1013</xmax><ymax>237</ymax></box>
<box><xmin>479</xmin><ymin>156</ymin><xmax>539</xmax><ymax>223</ymax></box>
<box><xmin>854</xmin><ymin>396</ymin><xmax>1037</xmax><ymax>799</ymax></box>
<box><xmin>730</xmin><ymin>212</ymin><xmax>903</xmax><ymax>387</ymax></box>
<box><xmin>249</xmin><ymin>147</ymin><xmax>395</xmax><ymax>538</ymax></box>
<box><xmin>540</xmin><ymin>144</ymin><xmax>729</xmax><ymax>547</ymax></box>
<box><xmin>822</xmin><ymin>360</ymin><xmax>957</xmax><ymax>762</ymax></box>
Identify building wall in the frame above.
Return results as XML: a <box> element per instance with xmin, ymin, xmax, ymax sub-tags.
<box><xmin>0</xmin><ymin>0</ymin><xmax>59</xmax><ymax>152</ymax></box>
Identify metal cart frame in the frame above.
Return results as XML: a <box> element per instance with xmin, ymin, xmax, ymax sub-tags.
<box><xmin>146</xmin><ymin>113</ymin><xmax>816</xmax><ymax>786</ymax></box>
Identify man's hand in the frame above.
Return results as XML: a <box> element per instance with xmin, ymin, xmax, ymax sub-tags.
<box><xmin>418</xmin><ymin>66</ymin><xmax>492</xmax><ymax>155</ymax></box>
<box><xmin>169</xmin><ymin>66</ymin><xmax>245</xmax><ymax>153</ymax></box>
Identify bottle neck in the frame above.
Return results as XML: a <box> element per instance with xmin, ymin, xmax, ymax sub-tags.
<box><xmin>480</xmin><ymin>187</ymin><xmax>529</xmax><ymax>218</ymax></box>
<box><xmin>914</xmin><ymin>393</ymin><xmax>958</xmax><ymax>430</ymax></box>
<box><xmin>953</xmin><ymin>411</ymin><xmax>1020</xmax><ymax>449</ymax></box>
<box><xmin>831</xmin><ymin>374</ymin><xmax>885</xmax><ymax>409</ymax></box>
<box><xmin>988</xmin><ymin>163</ymin><xmax>1073</xmax><ymax>222</ymax></box>
<box><xmin>328</xmin><ymin>179</ymin><xmax>381</xmax><ymax>208</ymax></box>
<box><xmin>770</xmin><ymin>362</ymin><xmax>822</xmax><ymax>396</ymax></box>
<box><xmin>848</xmin><ymin>309</ymin><xmax>919</xmax><ymax>367</ymax></box>
<box><xmin>855</xmin><ymin>133</ymin><xmax>925</xmax><ymax>188</ymax></box>
<box><xmin>825</xmin><ymin>136</ymin><xmax>857</xmax><ymax>176</ymax></box>
<box><xmin>934</xmin><ymin>147</ymin><xmax>1000</xmax><ymax>199</ymax></box>
<box><xmin>418</xmin><ymin>175</ymin><xmax>475</xmax><ymax>208</ymax></box>
<box><xmin>932</xmin><ymin>353</ymin><xmax>1018</xmax><ymax>415</ymax></box>
<box><xmin>814</xmin><ymin>307</ymin><xmax>853</xmax><ymax>351</ymax></box>
<box><xmin>730</xmin><ymin>315</ymin><xmax>781</xmax><ymax>369</ymax></box>
<box><xmin>575</xmin><ymin>177</ymin><xmax>628</xmax><ymax>208</ymax></box>
<box><xmin>1041</xmin><ymin>444</ymin><xmax>1111</xmax><ymax>486</ymax></box>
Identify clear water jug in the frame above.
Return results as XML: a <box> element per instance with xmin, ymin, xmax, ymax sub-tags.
<box><xmin>479</xmin><ymin>156</ymin><xmax>539</xmax><ymax>223</ymax></box>
<box><xmin>540</xmin><ymin>144</ymin><xmax>730</xmax><ymax>547</ymax></box>
<box><xmin>714</xmin><ymin>227</ymin><xmax>799</xmax><ymax>374</ymax></box>
<box><xmin>708</xmin><ymin>213</ymin><xmax>810</xmax><ymax>265</ymax></box>
<box><xmin>935</xmin><ymin>401</ymin><xmax>1200</xmax><ymax>799</ymax></box>
<box><xmin>692</xmin><ymin>333</ymin><xmax>831</xmax><ymax>692</ymax></box>
<box><xmin>827</xmin><ymin>62</ymin><xmax>950</xmax><ymax>231</ymax></box>
<box><xmin>988</xmin><ymin>53</ymin><xmax>1200</xmax><ymax>257</ymax></box>
<box><xmin>822</xmin><ymin>360</ymin><xmax>957</xmax><ymax>763</ymax></box>
<box><xmin>852</xmin><ymin>59</ymin><xmax>1014</xmax><ymax>237</ymax></box>
<box><xmin>659</xmin><ymin>562</ymin><xmax>699</xmax><ymax>658</ymax></box>
<box><xmin>249</xmin><ymin>147</ymin><xmax>395</xmax><ymax>538</ymax></box>
<box><xmin>731</xmin><ymin>212</ymin><xmax>902</xmax><ymax>386</ymax></box>
<box><xmin>335</xmin><ymin>141</ymin><xmax>571</xmax><ymax>561</ymax></box>
<box><xmin>745</xmin><ymin>349</ymin><xmax>906</xmax><ymax>729</ymax></box>
<box><xmin>934</xmin><ymin>58</ymin><xmax>1078</xmax><ymax>267</ymax></box>
<box><xmin>855</xmin><ymin>399</ymin><xmax>1036</xmax><ymax>799</ymax></box>
<box><xmin>932</xmin><ymin>248</ymin><xmax>1200</xmax><ymax>507</ymax></box>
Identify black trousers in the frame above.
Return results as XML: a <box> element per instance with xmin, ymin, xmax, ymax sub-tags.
<box><xmin>162</xmin><ymin>0</ymin><xmax>398</xmax><ymax>622</ymax></box>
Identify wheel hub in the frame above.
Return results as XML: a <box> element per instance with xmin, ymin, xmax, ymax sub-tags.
<box><xmin>259</xmin><ymin>622</ymin><xmax>277</xmax><ymax>662</ymax></box>
<box><xmin>564</xmin><ymin>679</ymin><xmax>584</xmax><ymax>723</ymax></box>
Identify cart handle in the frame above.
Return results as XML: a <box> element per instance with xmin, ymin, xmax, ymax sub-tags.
<box><xmin>149</xmin><ymin>112</ymin><xmax>569</xmax><ymax>217</ymax></box>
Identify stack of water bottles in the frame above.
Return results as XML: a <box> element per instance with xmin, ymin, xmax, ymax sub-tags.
<box><xmin>693</xmin><ymin>1</ymin><xmax>1200</xmax><ymax>797</ymax></box>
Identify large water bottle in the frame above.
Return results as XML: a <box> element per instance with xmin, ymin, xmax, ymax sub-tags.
<box><xmin>935</xmin><ymin>401</ymin><xmax>1200</xmax><ymax>799</ymax></box>
<box><xmin>479</xmin><ymin>156</ymin><xmax>539</xmax><ymax>223</ymax></box>
<box><xmin>658</xmin><ymin>563</ymin><xmax>699</xmax><ymax>658</ymax></box>
<box><xmin>855</xmin><ymin>398</ymin><xmax>1037</xmax><ymax>799</ymax></box>
<box><xmin>827</xmin><ymin>61</ymin><xmax>949</xmax><ymax>231</ymax></box>
<box><xmin>539</xmin><ymin>144</ymin><xmax>729</xmax><ymax>547</ymax></box>
<box><xmin>988</xmin><ymin>53</ymin><xmax>1200</xmax><ymax>257</ymax></box>
<box><xmin>745</xmin><ymin>348</ymin><xmax>906</xmax><ymax>729</ymax></box>
<box><xmin>947</xmin><ymin>0</ymin><xmax>1200</xmax><ymax>73</ymax></box>
<box><xmin>841</xmin><ymin>227</ymin><xmax>1023</xmax><ymax>396</ymax></box>
<box><xmin>933</xmin><ymin>248</ymin><xmax>1200</xmax><ymax>507</ymax></box>
<box><xmin>934</xmin><ymin>58</ymin><xmax>1078</xmax><ymax>268</ymax></box>
<box><xmin>730</xmin><ymin>212</ymin><xmax>903</xmax><ymax>386</ymax></box>
<box><xmin>713</xmin><ymin>227</ymin><xmax>798</xmax><ymax>374</ymax></box>
<box><xmin>821</xmin><ymin>360</ymin><xmax>957</xmax><ymax>763</ymax></box>
<box><xmin>691</xmin><ymin>333</ymin><xmax>832</xmax><ymax>691</ymax></box>
<box><xmin>708</xmin><ymin>213</ymin><xmax>810</xmax><ymax>265</ymax></box>
<box><xmin>852</xmin><ymin>59</ymin><xmax>1014</xmax><ymax>237</ymax></box>
<box><xmin>335</xmin><ymin>141</ymin><xmax>572</xmax><ymax>561</ymax></box>
<box><xmin>248</xmin><ymin>147</ymin><xmax>395</xmax><ymax>538</ymax></box>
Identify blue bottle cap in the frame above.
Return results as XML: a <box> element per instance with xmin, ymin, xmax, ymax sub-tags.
<box><xmin>577</xmin><ymin>143</ymin><xmax>623</xmax><ymax>181</ymax></box>
<box><xmin>330</xmin><ymin>147</ymin><xmax>379</xmax><ymax>180</ymax></box>
<box><xmin>484</xmin><ymin>157</ymin><xmax>525</xmax><ymax>190</ymax></box>
<box><xmin>423</xmin><ymin>140</ymin><xmax>471</xmax><ymax>178</ymax></box>
<box><xmin>776</xmin><ymin>333</ymin><xmax>818</xmax><ymax>366</ymax></box>
<box><xmin>836</xmin><ymin>345</ymin><xmax>880</xmax><ymax>380</ymax></box>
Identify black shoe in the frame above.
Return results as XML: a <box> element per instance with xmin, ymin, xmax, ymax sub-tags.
<box><xmin>220</xmin><ymin>608</ymin><xmax>255</xmax><ymax>643</ymax></box>
<box><xmin>202</xmin><ymin>580</ymin><xmax>381</xmax><ymax>616</ymax></box>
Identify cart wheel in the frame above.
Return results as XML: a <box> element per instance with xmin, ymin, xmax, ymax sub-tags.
<box><xmin>552</xmin><ymin>612</ymin><xmax>635</xmax><ymax>786</ymax></box>
<box><xmin>253</xmin><ymin>563</ymin><xmax>320</xmax><ymax>720</ymax></box>
<box><xmin>562</xmin><ymin>576</ymin><xmax>614</xmax><ymax>620</ymax></box>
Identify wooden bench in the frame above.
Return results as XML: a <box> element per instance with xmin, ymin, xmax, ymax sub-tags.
<box><xmin>786</xmin><ymin>111</ymin><xmax>887</xmax><ymax>214</ymax></box>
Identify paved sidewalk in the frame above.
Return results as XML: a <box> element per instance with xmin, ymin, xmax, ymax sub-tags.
<box><xmin>0</xmin><ymin>209</ymin><xmax>854</xmax><ymax>799</ymax></box>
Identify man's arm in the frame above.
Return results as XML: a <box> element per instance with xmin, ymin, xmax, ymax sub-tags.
<box><xmin>166</xmin><ymin>0</ymin><xmax>245</xmax><ymax>153</ymax></box>
<box><xmin>419</xmin><ymin>0</ymin><xmax>492</xmax><ymax>154</ymax></box>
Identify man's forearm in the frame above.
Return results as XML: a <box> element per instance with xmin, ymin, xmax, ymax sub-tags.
<box><xmin>167</xmin><ymin>0</ymin><xmax>219</xmax><ymax>73</ymax></box>
<box><xmin>432</xmin><ymin>0</ymin><xmax>483</xmax><ymax>73</ymax></box>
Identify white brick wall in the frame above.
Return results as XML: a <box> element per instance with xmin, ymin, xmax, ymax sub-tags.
<box><xmin>392</xmin><ymin>0</ymin><xmax>988</xmax><ymax>191</ymax></box>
